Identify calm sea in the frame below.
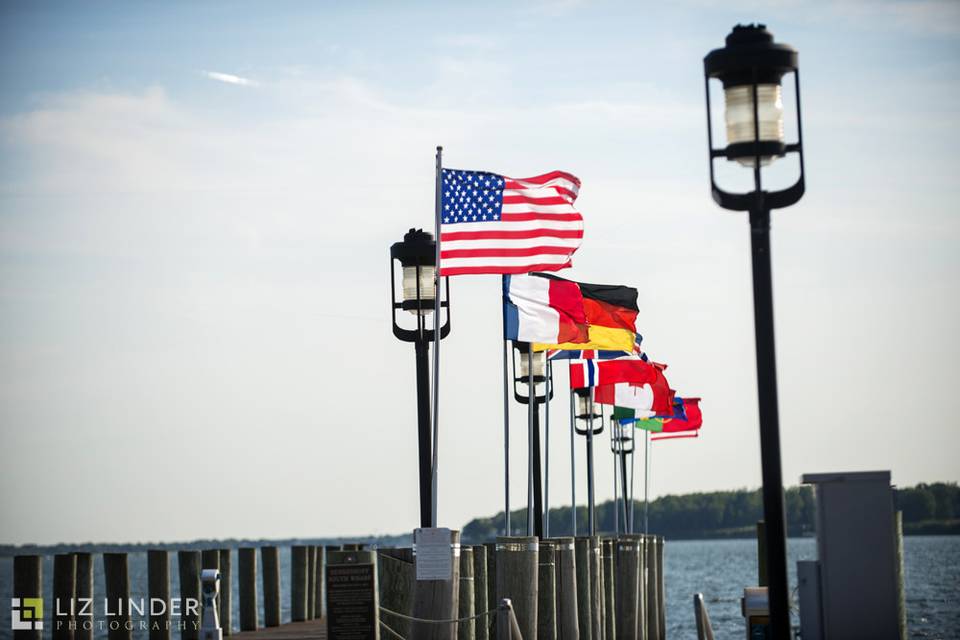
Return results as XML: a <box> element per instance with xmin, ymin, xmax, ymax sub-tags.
<box><xmin>1</xmin><ymin>536</ymin><xmax>957</xmax><ymax>639</ymax></box>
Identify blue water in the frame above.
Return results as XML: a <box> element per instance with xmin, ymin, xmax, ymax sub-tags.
<box><xmin>1</xmin><ymin>537</ymin><xmax>957</xmax><ymax>638</ymax></box>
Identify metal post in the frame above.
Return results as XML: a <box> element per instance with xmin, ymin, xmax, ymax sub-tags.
<box><xmin>749</xmin><ymin>203</ymin><xmax>789</xmax><ymax>639</ymax></box>
<box><xmin>545</xmin><ymin>360</ymin><xmax>552</xmax><ymax>539</ymax></box>
<box><xmin>613</xmin><ymin>430</ymin><xmax>620</xmax><ymax>536</ymax></box>
<box><xmin>586</xmin><ymin>404</ymin><xmax>596</xmax><ymax>537</ymax></box>
<box><xmin>644</xmin><ymin>430</ymin><xmax>650</xmax><ymax>536</ymax></box>
<box><xmin>430</xmin><ymin>145</ymin><xmax>443</xmax><ymax>528</ymax></box>
<box><xmin>503</xmin><ymin>338</ymin><xmax>512</xmax><ymax>536</ymax></box>
<box><xmin>533</xmin><ymin>400</ymin><xmax>544</xmax><ymax>538</ymax></box>
<box><xmin>415</xmin><ymin>339</ymin><xmax>432</xmax><ymax>528</ymax></box>
<box><xmin>629</xmin><ymin>424</ymin><xmax>636</xmax><ymax>534</ymax></box>
<box><xmin>569</xmin><ymin>391</ymin><xmax>577</xmax><ymax>537</ymax></box>
<box><xmin>527</xmin><ymin>348</ymin><xmax>535</xmax><ymax>537</ymax></box>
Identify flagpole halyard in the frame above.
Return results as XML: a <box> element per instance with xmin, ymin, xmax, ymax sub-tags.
<box><xmin>430</xmin><ymin>145</ymin><xmax>442</xmax><ymax>527</ymax></box>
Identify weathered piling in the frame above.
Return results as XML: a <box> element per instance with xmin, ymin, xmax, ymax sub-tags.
<box><xmin>655</xmin><ymin>537</ymin><xmax>665</xmax><ymax>640</ymax></box>
<box><xmin>148</xmin><ymin>550</ymin><xmax>171</xmax><ymax>640</ymax></box>
<box><xmin>472</xmin><ymin>545</ymin><xmax>489</xmax><ymax>640</ymax></box>
<box><xmin>484</xmin><ymin>541</ymin><xmax>496</xmax><ymax>628</ymax></box>
<box><xmin>291</xmin><ymin>545</ymin><xmax>308</xmax><ymax>622</ymax></box>
<box><xmin>588</xmin><ymin>537</ymin><xmax>602</xmax><ymax>640</ymax></box>
<box><xmin>378</xmin><ymin>548</ymin><xmax>413</xmax><ymax>639</ymax></box>
<box><xmin>412</xmin><ymin>530</ymin><xmax>461</xmax><ymax>640</ymax></box>
<box><xmin>538</xmin><ymin>541</ymin><xmax>557</xmax><ymax>640</ymax></box>
<box><xmin>637</xmin><ymin>536</ymin><xmax>647</xmax><ymax>640</ymax></box>
<box><xmin>13</xmin><ymin>555</ymin><xmax>42</xmax><ymax>640</ymax></box>
<box><xmin>307</xmin><ymin>546</ymin><xmax>317</xmax><ymax>620</ymax></box>
<box><xmin>75</xmin><ymin>552</ymin><xmax>94</xmax><ymax>640</ymax></box>
<box><xmin>574</xmin><ymin>538</ymin><xmax>592</xmax><ymax>640</ymax></box>
<box><xmin>459</xmin><ymin>546</ymin><xmax>476</xmax><ymax>640</ymax></box>
<box><xmin>260</xmin><ymin>546</ymin><xmax>281</xmax><ymax>628</ymax></box>
<box><xmin>496</xmin><ymin>536</ymin><xmax>538</xmax><ymax>640</ymax></box>
<box><xmin>218</xmin><ymin>549</ymin><xmax>232</xmax><ymax>634</ymax></box>
<box><xmin>237</xmin><ymin>548</ymin><xmax>258</xmax><ymax>631</ymax></box>
<box><xmin>53</xmin><ymin>553</ymin><xmax>77</xmax><ymax>640</ymax></box>
<box><xmin>645</xmin><ymin>537</ymin><xmax>659</xmax><ymax>640</ymax></box>
<box><xmin>614</xmin><ymin>536</ymin><xmax>641</xmax><ymax>640</ymax></box>
<box><xmin>602</xmin><ymin>540</ymin><xmax>615</xmax><ymax>640</ymax></box>
<box><xmin>104</xmin><ymin>553</ymin><xmax>131</xmax><ymax>640</ymax></box>
<box><xmin>177</xmin><ymin>550</ymin><xmax>201</xmax><ymax>640</ymax></box>
<box><xmin>547</xmin><ymin>538</ymin><xmax>578</xmax><ymax>640</ymax></box>
<box><xmin>316</xmin><ymin>546</ymin><xmax>326</xmax><ymax>619</ymax></box>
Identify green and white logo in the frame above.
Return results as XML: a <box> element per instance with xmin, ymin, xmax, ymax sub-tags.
<box><xmin>12</xmin><ymin>598</ymin><xmax>44</xmax><ymax>630</ymax></box>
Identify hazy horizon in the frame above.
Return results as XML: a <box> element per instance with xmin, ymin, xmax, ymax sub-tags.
<box><xmin>2</xmin><ymin>1</ymin><xmax>958</xmax><ymax>545</ymax></box>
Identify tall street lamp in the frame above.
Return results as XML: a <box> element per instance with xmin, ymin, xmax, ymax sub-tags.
<box><xmin>573</xmin><ymin>388</ymin><xmax>604</xmax><ymax>535</ymax></box>
<box><xmin>703</xmin><ymin>23</ymin><xmax>805</xmax><ymax>638</ymax></box>
<box><xmin>511</xmin><ymin>343</ymin><xmax>553</xmax><ymax>538</ymax></box>
<box><xmin>390</xmin><ymin>228</ymin><xmax>451</xmax><ymax>528</ymax></box>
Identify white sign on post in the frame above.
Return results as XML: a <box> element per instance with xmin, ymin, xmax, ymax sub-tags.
<box><xmin>414</xmin><ymin>527</ymin><xmax>452</xmax><ymax>581</ymax></box>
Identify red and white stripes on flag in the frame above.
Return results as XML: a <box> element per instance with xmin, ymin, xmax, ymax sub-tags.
<box><xmin>438</xmin><ymin>168</ymin><xmax>584</xmax><ymax>276</ymax></box>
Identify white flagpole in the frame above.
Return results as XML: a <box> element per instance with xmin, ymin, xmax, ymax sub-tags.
<box><xmin>430</xmin><ymin>145</ymin><xmax>442</xmax><ymax>527</ymax></box>
<box><xmin>544</xmin><ymin>360</ymin><xmax>551</xmax><ymax>538</ymax></box>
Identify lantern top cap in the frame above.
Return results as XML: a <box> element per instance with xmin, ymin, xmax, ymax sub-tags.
<box><xmin>390</xmin><ymin>227</ymin><xmax>436</xmax><ymax>265</ymax></box>
<box><xmin>704</xmin><ymin>23</ymin><xmax>797</xmax><ymax>86</ymax></box>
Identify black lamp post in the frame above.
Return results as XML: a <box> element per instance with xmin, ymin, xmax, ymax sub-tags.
<box><xmin>610</xmin><ymin>418</ymin><xmax>634</xmax><ymax>534</ymax></box>
<box><xmin>511</xmin><ymin>342</ymin><xmax>553</xmax><ymax>538</ymax></box>
<box><xmin>573</xmin><ymin>388</ymin><xmax>604</xmax><ymax>535</ymax></box>
<box><xmin>390</xmin><ymin>228</ymin><xmax>450</xmax><ymax>528</ymax></box>
<box><xmin>704</xmin><ymin>24</ymin><xmax>805</xmax><ymax>638</ymax></box>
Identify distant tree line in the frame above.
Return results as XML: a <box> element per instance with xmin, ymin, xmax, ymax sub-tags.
<box><xmin>461</xmin><ymin>482</ymin><xmax>959</xmax><ymax>543</ymax></box>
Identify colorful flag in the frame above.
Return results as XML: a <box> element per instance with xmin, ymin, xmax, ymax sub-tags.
<box><xmin>593</xmin><ymin>383</ymin><xmax>656</xmax><ymax>416</ymax></box>
<box><xmin>533</xmin><ymin>275</ymin><xmax>638</xmax><ymax>352</ymax></box>
<box><xmin>546</xmin><ymin>334</ymin><xmax>647</xmax><ymax>361</ymax></box>
<box><xmin>568</xmin><ymin>357</ymin><xmax>658</xmax><ymax>389</ymax></box>
<box><xmin>439</xmin><ymin>169</ymin><xmax>583</xmax><ymax>276</ymax></box>
<box><xmin>660</xmin><ymin>398</ymin><xmax>702</xmax><ymax>433</ymax></box>
<box><xmin>502</xmin><ymin>273</ymin><xmax>587</xmax><ymax>344</ymax></box>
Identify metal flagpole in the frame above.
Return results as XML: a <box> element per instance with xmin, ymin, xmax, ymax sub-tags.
<box><xmin>586</xmin><ymin>398</ymin><xmax>596</xmax><ymax>536</ymax></box>
<box><xmin>629</xmin><ymin>424</ymin><xmax>636</xmax><ymax>534</ymax></box>
<box><xmin>544</xmin><ymin>360</ymin><xmax>551</xmax><ymax>538</ymax></box>
<box><xmin>502</xmin><ymin>277</ymin><xmax>511</xmax><ymax>536</ymax></box>
<box><xmin>644</xmin><ymin>429</ymin><xmax>650</xmax><ymax>535</ymax></box>
<box><xmin>430</xmin><ymin>145</ymin><xmax>442</xmax><ymax>527</ymax></box>
<box><xmin>612</xmin><ymin>427</ymin><xmax>619</xmax><ymax>536</ymax></box>
<box><xmin>569</xmin><ymin>390</ymin><xmax>577</xmax><ymax>537</ymax></box>
<box><xmin>527</xmin><ymin>348</ymin><xmax>535</xmax><ymax>537</ymax></box>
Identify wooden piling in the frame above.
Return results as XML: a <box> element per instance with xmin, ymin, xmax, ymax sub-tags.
<box><xmin>218</xmin><ymin>549</ymin><xmax>232</xmax><ymax>634</ymax></box>
<box><xmin>459</xmin><ymin>546</ymin><xmax>476</xmax><ymax>640</ymax></box>
<box><xmin>148</xmin><ymin>550</ymin><xmax>171</xmax><ymax>640</ymax></box>
<box><xmin>472</xmin><ymin>545</ymin><xmax>489</xmax><ymax>640</ymax></box>
<box><xmin>546</xmin><ymin>538</ymin><xmax>578</xmax><ymax>640</ymax></box>
<box><xmin>307</xmin><ymin>546</ymin><xmax>317</xmax><ymax>620</ymax></box>
<box><xmin>378</xmin><ymin>548</ymin><xmax>413</xmax><ymax>639</ymax></box>
<box><xmin>104</xmin><ymin>553</ymin><xmax>131</xmax><ymax>640</ymax></box>
<box><xmin>53</xmin><ymin>553</ymin><xmax>77</xmax><ymax>640</ymax></box>
<box><xmin>637</xmin><ymin>536</ymin><xmax>646</xmax><ymax>640</ymax></box>
<box><xmin>13</xmin><ymin>555</ymin><xmax>42</xmax><ymax>640</ymax></box>
<box><xmin>588</xmin><ymin>537</ymin><xmax>602</xmax><ymax>640</ymax></box>
<box><xmin>645</xmin><ymin>537</ymin><xmax>659</xmax><ymax>640</ymax></box>
<box><xmin>614</xmin><ymin>536</ymin><xmax>641</xmax><ymax>640</ymax></box>
<box><xmin>574</xmin><ymin>537</ymin><xmax>592</xmax><ymax>640</ymax></box>
<box><xmin>291</xmin><ymin>545</ymin><xmax>308</xmax><ymax>622</ymax></box>
<box><xmin>75</xmin><ymin>552</ymin><xmax>94</xmax><ymax>640</ymax></box>
<box><xmin>655</xmin><ymin>537</ymin><xmax>665</xmax><ymax>640</ymax></box>
<box><xmin>412</xmin><ymin>530</ymin><xmax>461</xmax><ymax>640</ymax></box>
<box><xmin>238</xmin><ymin>548</ymin><xmax>258</xmax><ymax>631</ymax></box>
<box><xmin>538</xmin><ymin>541</ymin><xmax>557</xmax><ymax>640</ymax></box>
<box><xmin>177</xmin><ymin>550</ymin><xmax>201</xmax><ymax>640</ymax></box>
<box><xmin>484</xmin><ymin>541</ymin><xmax>496</xmax><ymax>629</ymax></box>
<box><xmin>602</xmin><ymin>540</ymin><xmax>615</xmax><ymax>640</ymax></box>
<box><xmin>260</xmin><ymin>546</ymin><xmax>281</xmax><ymax>628</ymax></box>
<box><xmin>316</xmin><ymin>546</ymin><xmax>326</xmax><ymax>620</ymax></box>
<box><xmin>497</xmin><ymin>536</ymin><xmax>538</xmax><ymax>640</ymax></box>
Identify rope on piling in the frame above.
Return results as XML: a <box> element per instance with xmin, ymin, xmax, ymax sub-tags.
<box><xmin>379</xmin><ymin>604</ymin><xmax>501</xmax><ymax>625</ymax></box>
<box><xmin>379</xmin><ymin>620</ymin><xmax>407</xmax><ymax>640</ymax></box>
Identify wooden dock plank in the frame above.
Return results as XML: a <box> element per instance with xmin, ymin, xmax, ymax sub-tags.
<box><xmin>230</xmin><ymin>619</ymin><xmax>327</xmax><ymax>640</ymax></box>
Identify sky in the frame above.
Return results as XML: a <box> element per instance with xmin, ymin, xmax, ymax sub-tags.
<box><xmin>1</xmin><ymin>0</ymin><xmax>958</xmax><ymax>545</ymax></box>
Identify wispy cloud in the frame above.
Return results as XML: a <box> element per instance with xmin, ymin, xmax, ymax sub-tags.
<box><xmin>201</xmin><ymin>70</ymin><xmax>259</xmax><ymax>87</ymax></box>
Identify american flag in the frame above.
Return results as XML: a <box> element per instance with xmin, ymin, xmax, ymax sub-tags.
<box><xmin>438</xmin><ymin>168</ymin><xmax>584</xmax><ymax>276</ymax></box>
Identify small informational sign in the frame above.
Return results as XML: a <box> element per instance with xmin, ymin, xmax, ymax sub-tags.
<box><xmin>326</xmin><ymin>561</ymin><xmax>378</xmax><ymax>640</ymax></box>
<box><xmin>415</xmin><ymin>527</ymin><xmax>452</xmax><ymax>581</ymax></box>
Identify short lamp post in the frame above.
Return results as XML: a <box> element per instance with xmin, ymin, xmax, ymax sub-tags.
<box><xmin>704</xmin><ymin>24</ymin><xmax>805</xmax><ymax>638</ymax></box>
<box><xmin>573</xmin><ymin>388</ymin><xmax>604</xmax><ymax>536</ymax></box>
<box><xmin>511</xmin><ymin>343</ymin><xmax>553</xmax><ymax>538</ymax></box>
<box><xmin>390</xmin><ymin>228</ymin><xmax>450</xmax><ymax>528</ymax></box>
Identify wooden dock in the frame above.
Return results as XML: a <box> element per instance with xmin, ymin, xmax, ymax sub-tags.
<box><xmin>231</xmin><ymin>619</ymin><xmax>327</xmax><ymax>640</ymax></box>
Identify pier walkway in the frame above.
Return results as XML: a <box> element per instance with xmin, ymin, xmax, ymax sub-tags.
<box><xmin>231</xmin><ymin>619</ymin><xmax>327</xmax><ymax>640</ymax></box>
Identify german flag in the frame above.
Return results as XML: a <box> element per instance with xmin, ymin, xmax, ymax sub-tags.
<box><xmin>532</xmin><ymin>273</ymin><xmax>638</xmax><ymax>352</ymax></box>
